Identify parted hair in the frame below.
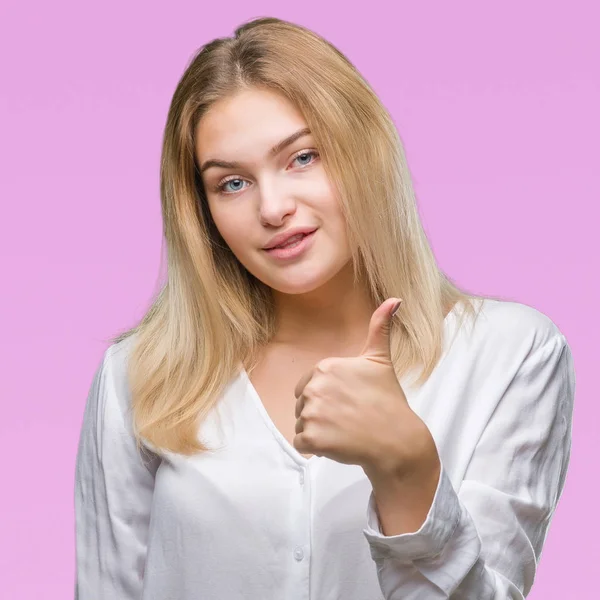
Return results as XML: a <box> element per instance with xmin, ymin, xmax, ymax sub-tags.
<box><xmin>108</xmin><ymin>16</ymin><xmax>491</xmax><ymax>456</ymax></box>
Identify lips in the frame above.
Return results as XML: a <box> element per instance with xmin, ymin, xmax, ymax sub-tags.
<box><xmin>271</xmin><ymin>233</ymin><xmax>307</xmax><ymax>249</ymax></box>
<box><xmin>263</xmin><ymin>228</ymin><xmax>317</xmax><ymax>259</ymax></box>
<box><xmin>263</xmin><ymin>227</ymin><xmax>318</xmax><ymax>250</ymax></box>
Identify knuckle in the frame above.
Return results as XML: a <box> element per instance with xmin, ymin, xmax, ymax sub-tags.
<box><xmin>301</xmin><ymin>429</ymin><xmax>317</xmax><ymax>446</ymax></box>
<box><xmin>300</xmin><ymin>400</ymin><xmax>319</xmax><ymax>420</ymax></box>
<box><xmin>303</xmin><ymin>382</ymin><xmax>322</xmax><ymax>400</ymax></box>
<box><xmin>316</xmin><ymin>357</ymin><xmax>337</xmax><ymax>374</ymax></box>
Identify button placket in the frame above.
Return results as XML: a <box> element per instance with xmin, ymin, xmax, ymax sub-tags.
<box><xmin>290</xmin><ymin>458</ymin><xmax>311</xmax><ymax>597</ymax></box>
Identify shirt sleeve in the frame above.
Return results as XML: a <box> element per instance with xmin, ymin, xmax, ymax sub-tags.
<box><xmin>74</xmin><ymin>345</ymin><xmax>160</xmax><ymax>599</ymax></box>
<box><xmin>362</xmin><ymin>333</ymin><xmax>575</xmax><ymax>599</ymax></box>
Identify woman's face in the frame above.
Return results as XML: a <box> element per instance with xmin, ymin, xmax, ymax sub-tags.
<box><xmin>195</xmin><ymin>87</ymin><xmax>352</xmax><ymax>296</ymax></box>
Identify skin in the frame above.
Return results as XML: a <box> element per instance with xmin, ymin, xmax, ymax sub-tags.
<box><xmin>195</xmin><ymin>86</ymin><xmax>376</xmax><ymax>355</ymax></box>
<box><xmin>194</xmin><ymin>87</ymin><xmax>441</xmax><ymax>536</ymax></box>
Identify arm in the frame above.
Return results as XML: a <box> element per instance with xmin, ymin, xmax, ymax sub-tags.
<box><xmin>74</xmin><ymin>344</ymin><xmax>160</xmax><ymax>599</ymax></box>
<box><xmin>363</xmin><ymin>333</ymin><xmax>575</xmax><ymax>599</ymax></box>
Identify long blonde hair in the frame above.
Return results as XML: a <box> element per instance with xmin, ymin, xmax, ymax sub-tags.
<box><xmin>108</xmin><ymin>16</ymin><xmax>497</xmax><ymax>456</ymax></box>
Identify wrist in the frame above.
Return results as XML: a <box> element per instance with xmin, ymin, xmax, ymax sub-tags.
<box><xmin>363</xmin><ymin>422</ymin><xmax>440</xmax><ymax>487</ymax></box>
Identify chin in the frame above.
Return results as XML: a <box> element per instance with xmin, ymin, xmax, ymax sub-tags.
<box><xmin>267</xmin><ymin>279</ymin><xmax>325</xmax><ymax>295</ymax></box>
<box><xmin>259</xmin><ymin>262</ymin><xmax>348</xmax><ymax>296</ymax></box>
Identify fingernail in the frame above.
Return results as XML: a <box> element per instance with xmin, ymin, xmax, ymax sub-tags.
<box><xmin>390</xmin><ymin>299</ymin><xmax>403</xmax><ymax>317</ymax></box>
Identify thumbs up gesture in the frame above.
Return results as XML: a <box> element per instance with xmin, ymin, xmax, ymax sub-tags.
<box><xmin>293</xmin><ymin>298</ymin><xmax>436</xmax><ymax>480</ymax></box>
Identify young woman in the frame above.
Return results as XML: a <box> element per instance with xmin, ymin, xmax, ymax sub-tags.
<box><xmin>74</xmin><ymin>17</ymin><xmax>575</xmax><ymax>600</ymax></box>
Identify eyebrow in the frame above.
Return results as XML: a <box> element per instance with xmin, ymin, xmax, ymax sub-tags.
<box><xmin>199</xmin><ymin>127</ymin><xmax>311</xmax><ymax>175</ymax></box>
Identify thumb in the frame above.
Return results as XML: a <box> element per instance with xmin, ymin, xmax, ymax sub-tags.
<box><xmin>359</xmin><ymin>298</ymin><xmax>402</xmax><ymax>362</ymax></box>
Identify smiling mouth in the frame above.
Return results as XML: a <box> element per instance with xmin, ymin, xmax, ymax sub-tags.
<box><xmin>263</xmin><ymin>227</ymin><xmax>318</xmax><ymax>250</ymax></box>
<box><xmin>262</xmin><ymin>229</ymin><xmax>317</xmax><ymax>259</ymax></box>
<box><xmin>268</xmin><ymin>233</ymin><xmax>308</xmax><ymax>250</ymax></box>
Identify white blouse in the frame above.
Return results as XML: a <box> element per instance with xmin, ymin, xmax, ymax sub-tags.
<box><xmin>74</xmin><ymin>298</ymin><xmax>575</xmax><ymax>599</ymax></box>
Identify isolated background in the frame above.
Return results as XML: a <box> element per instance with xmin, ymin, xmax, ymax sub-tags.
<box><xmin>1</xmin><ymin>1</ymin><xmax>598</xmax><ymax>598</ymax></box>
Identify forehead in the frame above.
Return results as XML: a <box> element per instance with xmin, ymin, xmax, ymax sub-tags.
<box><xmin>195</xmin><ymin>88</ymin><xmax>308</xmax><ymax>159</ymax></box>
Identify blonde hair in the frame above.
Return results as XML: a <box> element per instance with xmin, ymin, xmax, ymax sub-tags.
<box><xmin>107</xmin><ymin>16</ymin><xmax>499</xmax><ymax>456</ymax></box>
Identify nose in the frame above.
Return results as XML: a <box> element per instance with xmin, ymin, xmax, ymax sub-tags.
<box><xmin>258</xmin><ymin>179</ymin><xmax>298</xmax><ymax>226</ymax></box>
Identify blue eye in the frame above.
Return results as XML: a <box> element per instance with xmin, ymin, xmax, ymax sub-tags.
<box><xmin>292</xmin><ymin>151</ymin><xmax>318</xmax><ymax>167</ymax></box>
<box><xmin>215</xmin><ymin>150</ymin><xmax>320</xmax><ymax>195</ymax></box>
<box><xmin>219</xmin><ymin>179</ymin><xmax>247</xmax><ymax>194</ymax></box>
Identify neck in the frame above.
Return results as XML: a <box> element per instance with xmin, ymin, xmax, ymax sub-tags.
<box><xmin>269</xmin><ymin>262</ymin><xmax>375</xmax><ymax>352</ymax></box>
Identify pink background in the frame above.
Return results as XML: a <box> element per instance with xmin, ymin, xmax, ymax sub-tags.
<box><xmin>1</xmin><ymin>1</ymin><xmax>598</xmax><ymax>598</ymax></box>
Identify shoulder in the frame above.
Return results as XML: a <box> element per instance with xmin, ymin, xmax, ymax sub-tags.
<box><xmin>445</xmin><ymin>298</ymin><xmax>570</xmax><ymax>382</ymax></box>
<box><xmin>90</xmin><ymin>334</ymin><xmax>139</xmax><ymax>422</ymax></box>
<box><xmin>445</xmin><ymin>299</ymin><xmax>574</xmax><ymax>417</ymax></box>
<box><xmin>104</xmin><ymin>333</ymin><xmax>137</xmax><ymax>371</ymax></box>
<box><xmin>80</xmin><ymin>333</ymin><xmax>161</xmax><ymax>468</ymax></box>
<box><xmin>463</xmin><ymin>297</ymin><xmax>566</xmax><ymax>353</ymax></box>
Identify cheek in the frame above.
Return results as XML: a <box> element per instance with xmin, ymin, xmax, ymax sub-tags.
<box><xmin>314</xmin><ymin>179</ymin><xmax>344</xmax><ymax>222</ymax></box>
<box><xmin>215</xmin><ymin>218</ymin><xmax>241</xmax><ymax>248</ymax></box>
<box><xmin>209</xmin><ymin>207</ymin><xmax>251</xmax><ymax>254</ymax></box>
<box><xmin>317</xmin><ymin>195</ymin><xmax>347</xmax><ymax>235</ymax></box>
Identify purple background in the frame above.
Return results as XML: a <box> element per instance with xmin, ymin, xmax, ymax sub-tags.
<box><xmin>1</xmin><ymin>1</ymin><xmax>598</xmax><ymax>598</ymax></box>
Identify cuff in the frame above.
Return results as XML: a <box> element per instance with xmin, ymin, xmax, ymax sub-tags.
<box><xmin>362</xmin><ymin>462</ymin><xmax>461</xmax><ymax>563</ymax></box>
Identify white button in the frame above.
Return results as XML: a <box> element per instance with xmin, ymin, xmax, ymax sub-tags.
<box><xmin>299</xmin><ymin>470</ymin><xmax>305</xmax><ymax>485</ymax></box>
<box><xmin>294</xmin><ymin>546</ymin><xmax>304</xmax><ymax>561</ymax></box>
